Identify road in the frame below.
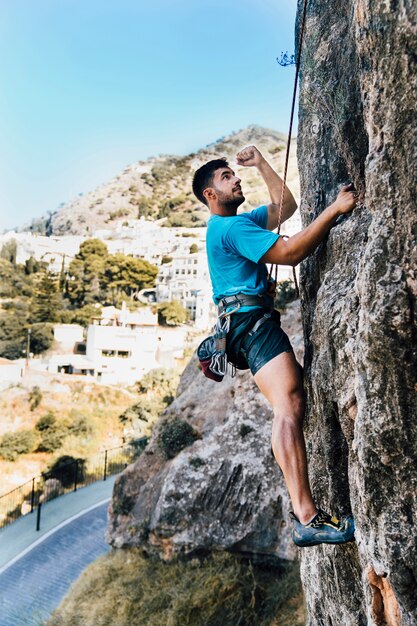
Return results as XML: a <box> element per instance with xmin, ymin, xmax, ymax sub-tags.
<box><xmin>0</xmin><ymin>501</ymin><xmax>110</xmax><ymax>626</ymax></box>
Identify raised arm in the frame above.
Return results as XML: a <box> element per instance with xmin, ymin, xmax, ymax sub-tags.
<box><xmin>236</xmin><ymin>145</ymin><xmax>297</xmax><ymax>230</ymax></box>
<box><xmin>260</xmin><ymin>185</ymin><xmax>358</xmax><ymax>266</ymax></box>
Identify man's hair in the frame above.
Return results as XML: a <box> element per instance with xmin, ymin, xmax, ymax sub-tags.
<box><xmin>192</xmin><ymin>159</ymin><xmax>229</xmax><ymax>206</ymax></box>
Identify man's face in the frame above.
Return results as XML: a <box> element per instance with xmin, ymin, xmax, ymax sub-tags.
<box><xmin>210</xmin><ymin>167</ymin><xmax>245</xmax><ymax>209</ymax></box>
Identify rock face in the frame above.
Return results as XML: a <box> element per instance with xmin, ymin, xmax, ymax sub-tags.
<box><xmin>106</xmin><ymin>303</ymin><xmax>303</xmax><ymax>562</ymax></box>
<box><xmin>296</xmin><ymin>1</ymin><xmax>416</xmax><ymax>625</ymax></box>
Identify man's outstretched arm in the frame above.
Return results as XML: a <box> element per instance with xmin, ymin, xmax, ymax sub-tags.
<box><xmin>260</xmin><ymin>185</ymin><xmax>358</xmax><ymax>266</ymax></box>
<box><xmin>236</xmin><ymin>145</ymin><xmax>297</xmax><ymax>230</ymax></box>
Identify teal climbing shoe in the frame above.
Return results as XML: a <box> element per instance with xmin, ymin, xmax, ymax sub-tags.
<box><xmin>290</xmin><ymin>509</ymin><xmax>355</xmax><ymax>547</ymax></box>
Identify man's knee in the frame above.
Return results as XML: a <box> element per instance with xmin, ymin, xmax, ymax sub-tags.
<box><xmin>273</xmin><ymin>389</ymin><xmax>305</xmax><ymax>424</ymax></box>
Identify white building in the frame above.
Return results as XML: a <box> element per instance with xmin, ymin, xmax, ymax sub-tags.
<box><xmin>44</xmin><ymin>305</ymin><xmax>159</xmax><ymax>385</ymax></box>
<box><xmin>0</xmin><ymin>358</ymin><xmax>24</xmax><ymax>389</ymax></box>
<box><xmin>86</xmin><ymin>304</ymin><xmax>159</xmax><ymax>384</ymax></box>
<box><xmin>86</xmin><ymin>323</ymin><xmax>158</xmax><ymax>385</ymax></box>
<box><xmin>0</xmin><ymin>231</ymin><xmax>85</xmax><ymax>272</ymax></box>
<box><xmin>156</xmin><ymin>251</ymin><xmax>215</xmax><ymax>330</ymax></box>
<box><xmin>53</xmin><ymin>324</ymin><xmax>84</xmax><ymax>346</ymax></box>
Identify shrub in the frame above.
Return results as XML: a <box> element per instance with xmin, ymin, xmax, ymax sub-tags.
<box><xmin>46</xmin><ymin>550</ymin><xmax>305</xmax><ymax>626</ymax></box>
<box><xmin>0</xmin><ymin>430</ymin><xmax>37</xmax><ymax>461</ymax></box>
<box><xmin>189</xmin><ymin>243</ymin><xmax>198</xmax><ymax>254</ymax></box>
<box><xmin>37</xmin><ymin>427</ymin><xmax>67</xmax><ymax>453</ymax></box>
<box><xmin>35</xmin><ymin>411</ymin><xmax>67</xmax><ymax>452</ymax></box>
<box><xmin>44</xmin><ymin>455</ymin><xmax>86</xmax><ymax>487</ymax></box>
<box><xmin>138</xmin><ymin>368</ymin><xmax>179</xmax><ymax>403</ymax></box>
<box><xmin>67</xmin><ymin>415</ymin><xmax>93</xmax><ymax>437</ymax></box>
<box><xmin>158</xmin><ymin>418</ymin><xmax>199</xmax><ymax>459</ymax></box>
<box><xmin>157</xmin><ymin>301</ymin><xmax>188</xmax><ymax>326</ymax></box>
<box><xmin>189</xmin><ymin>456</ymin><xmax>206</xmax><ymax>469</ymax></box>
<box><xmin>28</xmin><ymin>386</ymin><xmax>43</xmax><ymax>411</ymax></box>
<box><xmin>239</xmin><ymin>423</ymin><xmax>254</xmax><ymax>438</ymax></box>
<box><xmin>35</xmin><ymin>412</ymin><xmax>57</xmax><ymax>431</ymax></box>
<box><xmin>119</xmin><ymin>398</ymin><xmax>160</xmax><ymax>425</ymax></box>
<box><xmin>274</xmin><ymin>279</ymin><xmax>298</xmax><ymax>310</ymax></box>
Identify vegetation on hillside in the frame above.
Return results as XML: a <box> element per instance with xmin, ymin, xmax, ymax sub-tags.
<box><xmin>157</xmin><ymin>300</ymin><xmax>189</xmax><ymax>326</ymax></box>
<box><xmin>0</xmin><ymin>238</ymin><xmax>158</xmax><ymax>359</ymax></box>
<box><xmin>45</xmin><ymin>549</ymin><xmax>305</xmax><ymax>626</ymax></box>
<box><xmin>0</xmin><ymin>379</ymin><xmax>137</xmax><ymax>497</ymax></box>
<box><xmin>119</xmin><ymin>367</ymin><xmax>180</xmax><ymax>440</ymax></box>
<box><xmin>66</xmin><ymin>238</ymin><xmax>158</xmax><ymax>307</ymax></box>
<box><xmin>25</xmin><ymin>125</ymin><xmax>297</xmax><ymax>236</ymax></box>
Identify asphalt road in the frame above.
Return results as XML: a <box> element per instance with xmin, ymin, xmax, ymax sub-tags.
<box><xmin>0</xmin><ymin>501</ymin><xmax>110</xmax><ymax>626</ymax></box>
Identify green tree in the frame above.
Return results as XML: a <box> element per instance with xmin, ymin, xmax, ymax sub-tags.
<box><xmin>189</xmin><ymin>243</ymin><xmax>198</xmax><ymax>254</ymax></box>
<box><xmin>58</xmin><ymin>255</ymin><xmax>66</xmax><ymax>292</ymax></box>
<box><xmin>103</xmin><ymin>254</ymin><xmax>158</xmax><ymax>302</ymax></box>
<box><xmin>0</xmin><ymin>301</ymin><xmax>29</xmax><ymax>359</ymax></box>
<box><xmin>69</xmin><ymin>303</ymin><xmax>100</xmax><ymax>327</ymax></box>
<box><xmin>67</xmin><ymin>239</ymin><xmax>108</xmax><ymax>306</ymax></box>
<box><xmin>30</xmin><ymin>323</ymin><xmax>55</xmax><ymax>354</ymax></box>
<box><xmin>0</xmin><ymin>259</ymin><xmax>34</xmax><ymax>299</ymax></box>
<box><xmin>136</xmin><ymin>196</ymin><xmax>152</xmax><ymax>218</ymax></box>
<box><xmin>76</xmin><ymin>239</ymin><xmax>108</xmax><ymax>260</ymax></box>
<box><xmin>0</xmin><ymin>240</ymin><xmax>17</xmax><ymax>265</ymax></box>
<box><xmin>36</xmin><ymin>411</ymin><xmax>57</xmax><ymax>432</ymax></box>
<box><xmin>31</xmin><ymin>273</ymin><xmax>62</xmax><ymax>323</ymax></box>
<box><xmin>157</xmin><ymin>300</ymin><xmax>188</xmax><ymax>326</ymax></box>
<box><xmin>24</xmin><ymin>256</ymin><xmax>42</xmax><ymax>275</ymax></box>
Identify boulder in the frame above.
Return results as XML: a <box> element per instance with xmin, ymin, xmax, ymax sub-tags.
<box><xmin>106</xmin><ymin>303</ymin><xmax>303</xmax><ymax>562</ymax></box>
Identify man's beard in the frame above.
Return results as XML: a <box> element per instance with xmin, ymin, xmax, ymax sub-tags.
<box><xmin>215</xmin><ymin>189</ymin><xmax>245</xmax><ymax>213</ymax></box>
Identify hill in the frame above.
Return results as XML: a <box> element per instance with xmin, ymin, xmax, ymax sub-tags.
<box><xmin>25</xmin><ymin>125</ymin><xmax>298</xmax><ymax>236</ymax></box>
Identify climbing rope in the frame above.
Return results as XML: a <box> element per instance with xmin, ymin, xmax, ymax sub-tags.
<box><xmin>268</xmin><ymin>0</ymin><xmax>309</xmax><ymax>296</ymax></box>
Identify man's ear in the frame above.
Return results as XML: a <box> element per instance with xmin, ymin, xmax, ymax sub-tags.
<box><xmin>203</xmin><ymin>187</ymin><xmax>216</xmax><ymax>203</ymax></box>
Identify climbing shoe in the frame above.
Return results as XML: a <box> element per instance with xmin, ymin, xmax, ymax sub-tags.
<box><xmin>290</xmin><ymin>509</ymin><xmax>355</xmax><ymax>547</ymax></box>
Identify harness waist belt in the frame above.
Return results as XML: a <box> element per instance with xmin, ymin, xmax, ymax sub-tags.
<box><xmin>217</xmin><ymin>293</ymin><xmax>273</xmax><ymax>315</ymax></box>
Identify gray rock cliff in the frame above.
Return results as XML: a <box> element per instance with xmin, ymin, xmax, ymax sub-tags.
<box><xmin>296</xmin><ymin>0</ymin><xmax>416</xmax><ymax>624</ymax></box>
<box><xmin>106</xmin><ymin>303</ymin><xmax>303</xmax><ymax>562</ymax></box>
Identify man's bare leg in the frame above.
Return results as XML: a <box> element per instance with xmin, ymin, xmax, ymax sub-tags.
<box><xmin>254</xmin><ymin>350</ymin><xmax>317</xmax><ymax>524</ymax></box>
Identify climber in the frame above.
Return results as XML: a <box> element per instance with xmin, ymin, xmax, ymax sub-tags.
<box><xmin>192</xmin><ymin>145</ymin><xmax>357</xmax><ymax>547</ymax></box>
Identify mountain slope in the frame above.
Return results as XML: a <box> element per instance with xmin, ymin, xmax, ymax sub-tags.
<box><xmin>26</xmin><ymin>125</ymin><xmax>298</xmax><ymax>236</ymax></box>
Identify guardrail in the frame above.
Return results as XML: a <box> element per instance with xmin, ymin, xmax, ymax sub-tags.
<box><xmin>0</xmin><ymin>438</ymin><xmax>148</xmax><ymax>531</ymax></box>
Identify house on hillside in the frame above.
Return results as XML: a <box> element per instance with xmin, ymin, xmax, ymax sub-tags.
<box><xmin>45</xmin><ymin>304</ymin><xmax>159</xmax><ymax>385</ymax></box>
<box><xmin>156</xmin><ymin>251</ymin><xmax>216</xmax><ymax>330</ymax></box>
<box><xmin>86</xmin><ymin>304</ymin><xmax>158</xmax><ymax>384</ymax></box>
<box><xmin>0</xmin><ymin>358</ymin><xmax>24</xmax><ymax>389</ymax></box>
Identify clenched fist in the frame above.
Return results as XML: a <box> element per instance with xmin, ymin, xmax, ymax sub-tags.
<box><xmin>236</xmin><ymin>145</ymin><xmax>264</xmax><ymax>167</ymax></box>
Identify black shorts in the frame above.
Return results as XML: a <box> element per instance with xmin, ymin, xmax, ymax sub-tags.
<box><xmin>226</xmin><ymin>308</ymin><xmax>293</xmax><ymax>376</ymax></box>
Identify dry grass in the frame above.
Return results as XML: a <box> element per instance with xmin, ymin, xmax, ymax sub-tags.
<box><xmin>45</xmin><ymin>549</ymin><xmax>305</xmax><ymax>626</ymax></box>
<box><xmin>0</xmin><ymin>377</ymin><xmax>136</xmax><ymax>495</ymax></box>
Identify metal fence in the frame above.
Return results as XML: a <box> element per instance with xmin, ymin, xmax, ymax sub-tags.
<box><xmin>0</xmin><ymin>438</ymin><xmax>148</xmax><ymax>531</ymax></box>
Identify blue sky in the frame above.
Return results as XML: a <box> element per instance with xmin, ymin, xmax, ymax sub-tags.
<box><xmin>0</xmin><ymin>0</ymin><xmax>297</xmax><ymax>232</ymax></box>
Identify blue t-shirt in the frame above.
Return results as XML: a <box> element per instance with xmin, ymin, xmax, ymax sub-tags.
<box><xmin>206</xmin><ymin>205</ymin><xmax>279</xmax><ymax>311</ymax></box>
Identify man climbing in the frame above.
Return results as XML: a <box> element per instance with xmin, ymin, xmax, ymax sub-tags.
<box><xmin>192</xmin><ymin>145</ymin><xmax>357</xmax><ymax>547</ymax></box>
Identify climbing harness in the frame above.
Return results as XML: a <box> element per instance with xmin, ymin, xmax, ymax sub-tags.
<box><xmin>268</xmin><ymin>0</ymin><xmax>309</xmax><ymax>297</ymax></box>
<box><xmin>197</xmin><ymin>295</ymin><xmax>273</xmax><ymax>382</ymax></box>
